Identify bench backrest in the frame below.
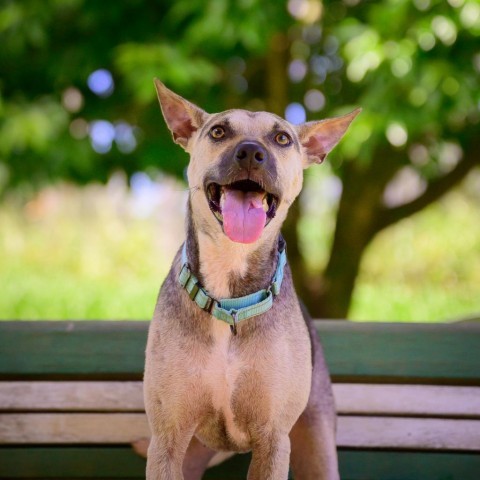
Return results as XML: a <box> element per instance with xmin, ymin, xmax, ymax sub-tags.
<box><xmin>1</xmin><ymin>320</ymin><xmax>479</xmax><ymax>479</ymax></box>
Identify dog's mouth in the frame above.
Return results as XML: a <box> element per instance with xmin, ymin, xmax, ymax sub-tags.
<box><xmin>206</xmin><ymin>179</ymin><xmax>278</xmax><ymax>244</ymax></box>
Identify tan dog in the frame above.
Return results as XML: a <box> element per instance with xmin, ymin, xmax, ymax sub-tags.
<box><xmin>144</xmin><ymin>79</ymin><xmax>359</xmax><ymax>480</ymax></box>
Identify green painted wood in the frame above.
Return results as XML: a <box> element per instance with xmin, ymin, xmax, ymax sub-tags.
<box><xmin>0</xmin><ymin>322</ymin><xmax>147</xmax><ymax>379</ymax></box>
<box><xmin>0</xmin><ymin>447</ymin><xmax>478</xmax><ymax>479</ymax></box>
<box><xmin>317</xmin><ymin>321</ymin><xmax>480</xmax><ymax>384</ymax></box>
<box><xmin>0</xmin><ymin>446</ymin><xmax>147</xmax><ymax>478</ymax></box>
<box><xmin>1</xmin><ymin>321</ymin><xmax>480</xmax><ymax>383</ymax></box>
<box><xmin>338</xmin><ymin>450</ymin><xmax>480</xmax><ymax>480</ymax></box>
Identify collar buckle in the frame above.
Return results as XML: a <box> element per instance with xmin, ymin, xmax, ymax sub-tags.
<box><xmin>230</xmin><ymin>311</ymin><xmax>238</xmax><ymax>336</ymax></box>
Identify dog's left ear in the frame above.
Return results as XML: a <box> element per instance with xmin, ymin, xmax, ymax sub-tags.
<box><xmin>297</xmin><ymin>108</ymin><xmax>361</xmax><ymax>167</ymax></box>
<box><xmin>154</xmin><ymin>78</ymin><xmax>208</xmax><ymax>150</ymax></box>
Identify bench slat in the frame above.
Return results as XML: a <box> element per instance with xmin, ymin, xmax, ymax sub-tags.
<box><xmin>0</xmin><ymin>381</ymin><xmax>144</xmax><ymax>411</ymax></box>
<box><xmin>2</xmin><ymin>381</ymin><xmax>479</xmax><ymax>418</ymax></box>
<box><xmin>1</xmin><ymin>321</ymin><xmax>480</xmax><ymax>383</ymax></box>
<box><xmin>0</xmin><ymin>413</ymin><xmax>150</xmax><ymax>444</ymax></box>
<box><xmin>337</xmin><ymin>416</ymin><xmax>480</xmax><ymax>451</ymax></box>
<box><xmin>2</xmin><ymin>413</ymin><xmax>479</xmax><ymax>451</ymax></box>
<box><xmin>334</xmin><ymin>383</ymin><xmax>480</xmax><ymax>417</ymax></box>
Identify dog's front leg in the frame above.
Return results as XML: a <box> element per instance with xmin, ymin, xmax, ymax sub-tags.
<box><xmin>247</xmin><ymin>431</ymin><xmax>291</xmax><ymax>480</ymax></box>
<box><xmin>289</xmin><ymin>315</ymin><xmax>340</xmax><ymax>480</ymax></box>
<box><xmin>289</xmin><ymin>407</ymin><xmax>339</xmax><ymax>480</ymax></box>
<box><xmin>146</xmin><ymin>428</ymin><xmax>194</xmax><ymax>480</ymax></box>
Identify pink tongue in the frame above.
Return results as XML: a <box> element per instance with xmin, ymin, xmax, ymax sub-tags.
<box><xmin>222</xmin><ymin>190</ymin><xmax>267</xmax><ymax>244</ymax></box>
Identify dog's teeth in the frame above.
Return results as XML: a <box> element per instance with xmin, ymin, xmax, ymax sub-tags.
<box><xmin>263</xmin><ymin>195</ymin><xmax>269</xmax><ymax>212</ymax></box>
<box><xmin>220</xmin><ymin>189</ymin><xmax>226</xmax><ymax>210</ymax></box>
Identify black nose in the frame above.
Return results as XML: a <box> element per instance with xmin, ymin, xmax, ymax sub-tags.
<box><xmin>234</xmin><ymin>141</ymin><xmax>268</xmax><ymax>170</ymax></box>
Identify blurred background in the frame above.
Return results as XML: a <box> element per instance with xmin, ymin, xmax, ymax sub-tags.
<box><xmin>0</xmin><ymin>0</ymin><xmax>479</xmax><ymax>322</ymax></box>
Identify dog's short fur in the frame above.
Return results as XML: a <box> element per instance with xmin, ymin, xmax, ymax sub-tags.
<box><xmin>144</xmin><ymin>80</ymin><xmax>359</xmax><ymax>479</ymax></box>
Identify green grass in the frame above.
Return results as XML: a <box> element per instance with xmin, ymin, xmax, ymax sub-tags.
<box><xmin>1</xmin><ymin>177</ymin><xmax>479</xmax><ymax>322</ymax></box>
<box><xmin>350</xmin><ymin>189</ymin><xmax>480</xmax><ymax>322</ymax></box>
<box><xmin>0</xmin><ymin>181</ymin><xmax>182</xmax><ymax>320</ymax></box>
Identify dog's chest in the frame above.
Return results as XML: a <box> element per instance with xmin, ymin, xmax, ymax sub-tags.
<box><xmin>205</xmin><ymin>321</ymin><xmax>240</xmax><ymax>395</ymax></box>
<box><xmin>199</xmin><ymin>321</ymin><xmax>250</xmax><ymax>449</ymax></box>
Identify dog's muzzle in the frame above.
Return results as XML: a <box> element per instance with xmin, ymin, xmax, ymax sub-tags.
<box><xmin>206</xmin><ymin>179</ymin><xmax>278</xmax><ymax>244</ymax></box>
<box><xmin>205</xmin><ymin>140</ymin><xmax>280</xmax><ymax>244</ymax></box>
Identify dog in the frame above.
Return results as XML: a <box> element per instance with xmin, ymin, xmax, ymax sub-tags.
<box><xmin>143</xmin><ymin>79</ymin><xmax>359</xmax><ymax>480</ymax></box>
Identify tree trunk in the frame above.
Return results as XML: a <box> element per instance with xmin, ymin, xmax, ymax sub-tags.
<box><xmin>265</xmin><ymin>33</ymin><xmax>289</xmax><ymax>117</ymax></box>
<box><xmin>314</xmin><ymin>161</ymin><xmax>384</xmax><ymax>318</ymax></box>
<box><xmin>299</xmin><ymin>139</ymin><xmax>479</xmax><ymax>319</ymax></box>
<box><xmin>300</xmin><ymin>145</ymin><xmax>401</xmax><ymax>318</ymax></box>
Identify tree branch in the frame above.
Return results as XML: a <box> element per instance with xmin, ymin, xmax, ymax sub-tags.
<box><xmin>376</xmin><ymin>141</ymin><xmax>480</xmax><ymax>231</ymax></box>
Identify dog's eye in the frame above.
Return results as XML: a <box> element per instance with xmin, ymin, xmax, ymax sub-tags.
<box><xmin>209</xmin><ymin>126</ymin><xmax>226</xmax><ymax>140</ymax></box>
<box><xmin>275</xmin><ymin>132</ymin><xmax>292</xmax><ymax>146</ymax></box>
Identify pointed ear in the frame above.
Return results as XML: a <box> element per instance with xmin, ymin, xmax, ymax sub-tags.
<box><xmin>154</xmin><ymin>78</ymin><xmax>208</xmax><ymax>149</ymax></box>
<box><xmin>297</xmin><ymin>108</ymin><xmax>361</xmax><ymax>167</ymax></box>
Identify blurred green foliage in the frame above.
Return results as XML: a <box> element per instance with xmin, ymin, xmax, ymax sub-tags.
<box><xmin>0</xmin><ymin>0</ymin><xmax>291</xmax><ymax>186</ymax></box>
<box><xmin>0</xmin><ymin>178</ymin><xmax>181</xmax><ymax>319</ymax></box>
<box><xmin>2</xmin><ymin>0</ymin><xmax>477</xmax><ymax>188</ymax></box>
<box><xmin>333</xmin><ymin>0</ymin><xmax>480</xmax><ymax>171</ymax></box>
<box><xmin>0</xmin><ymin>178</ymin><xmax>478</xmax><ymax>320</ymax></box>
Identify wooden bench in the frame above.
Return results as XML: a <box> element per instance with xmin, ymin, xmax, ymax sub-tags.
<box><xmin>1</xmin><ymin>320</ymin><xmax>479</xmax><ymax>479</ymax></box>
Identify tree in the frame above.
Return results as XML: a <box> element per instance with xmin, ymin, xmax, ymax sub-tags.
<box><xmin>0</xmin><ymin>0</ymin><xmax>290</xmax><ymax>185</ymax></box>
<box><xmin>294</xmin><ymin>0</ymin><xmax>480</xmax><ymax>317</ymax></box>
<box><xmin>1</xmin><ymin>0</ymin><xmax>479</xmax><ymax>317</ymax></box>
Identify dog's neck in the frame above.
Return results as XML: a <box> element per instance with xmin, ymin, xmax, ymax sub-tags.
<box><xmin>185</xmin><ymin>201</ymin><xmax>281</xmax><ymax>300</ymax></box>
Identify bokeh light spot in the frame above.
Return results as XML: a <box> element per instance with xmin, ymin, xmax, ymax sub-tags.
<box><xmin>288</xmin><ymin>59</ymin><xmax>308</xmax><ymax>83</ymax></box>
<box><xmin>386</xmin><ymin>122</ymin><xmax>408</xmax><ymax>147</ymax></box>
<box><xmin>285</xmin><ymin>103</ymin><xmax>306</xmax><ymax>124</ymax></box>
<box><xmin>115</xmin><ymin>122</ymin><xmax>137</xmax><ymax>154</ymax></box>
<box><xmin>409</xmin><ymin>87</ymin><xmax>428</xmax><ymax>106</ymax></box>
<box><xmin>90</xmin><ymin>120</ymin><xmax>115</xmax><ymax>154</ymax></box>
<box><xmin>304</xmin><ymin>89</ymin><xmax>325</xmax><ymax>111</ymax></box>
<box><xmin>310</xmin><ymin>55</ymin><xmax>330</xmax><ymax>82</ymax></box>
<box><xmin>439</xmin><ymin>142</ymin><xmax>463</xmax><ymax>172</ymax></box>
<box><xmin>69</xmin><ymin>118</ymin><xmax>89</xmax><ymax>140</ymax></box>
<box><xmin>442</xmin><ymin>77</ymin><xmax>460</xmax><ymax>96</ymax></box>
<box><xmin>418</xmin><ymin>32</ymin><xmax>436</xmax><ymax>51</ymax></box>
<box><xmin>87</xmin><ymin>69</ymin><xmax>114</xmax><ymax>97</ymax></box>
<box><xmin>62</xmin><ymin>87</ymin><xmax>84</xmax><ymax>113</ymax></box>
<box><xmin>431</xmin><ymin>16</ymin><xmax>457</xmax><ymax>45</ymax></box>
<box><xmin>460</xmin><ymin>2</ymin><xmax>480</xmax><ymax>28</ymax></box>
<box><xmin>391</xmin><ymin>57</ymin><xmax>412</xmax><ymax>77</ymax></box>
<box><xmin>414</xmin><ymin>0</ymin><xmax>431</xmax><ymax>11</ymax></box>
<box><xmin>409</xmin><ymin>144</ymin><xmax>430</xmax><ymax>167</ymax></box>
<box><xmin>383</xmin><ymin>167</ymin><xmax>426</xmax><ymax>208</ymax></box>
<box><xmin>288</xmin><ymin>0</ymin><xmax>322</xmax><ymax>23</ymax></box>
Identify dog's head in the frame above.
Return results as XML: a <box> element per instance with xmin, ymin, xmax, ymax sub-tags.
<box><xmin>155</xmin><ymin>79</ymin><xmax>359</xmax><ymax>245</ymax></box>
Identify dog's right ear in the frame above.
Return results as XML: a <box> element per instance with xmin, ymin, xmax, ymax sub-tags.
<box><xmin>154</xmin><ymin>79</ymin><xmax>208</xmax><ymax>150</ymax></box>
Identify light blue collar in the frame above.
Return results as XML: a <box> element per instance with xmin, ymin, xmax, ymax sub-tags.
<box><xmin>178</xmin><ymin>241</ymin><xmax>287</xmax><ymax>334</ymax></box>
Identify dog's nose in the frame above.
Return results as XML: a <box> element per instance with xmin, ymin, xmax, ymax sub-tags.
<box><xmin>234</xmin><ymin>141</ymin><xmax>268</xmax><ymax>170</ymax></box>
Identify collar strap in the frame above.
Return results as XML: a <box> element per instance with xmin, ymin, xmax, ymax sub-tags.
<box><xmin>178</xmin><ymin>242</ymin><xmax>287</xmax><ymax>334</ymax></box>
